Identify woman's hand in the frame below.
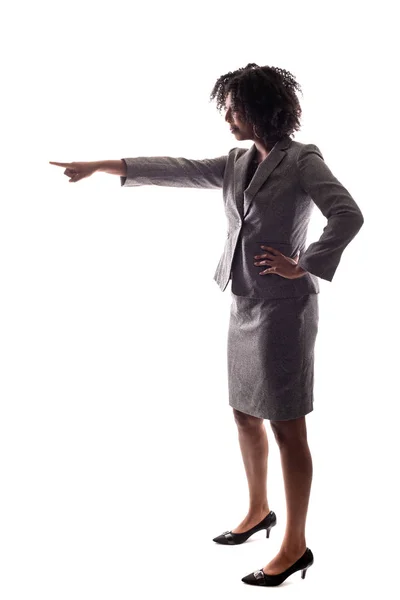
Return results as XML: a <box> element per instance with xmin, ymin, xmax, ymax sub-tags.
<box><xmin>49</xmin><ymin>161</ymin><xmax>99</xmax><ymax>182</ymax></box>
<box><xmin>254</xmin><ymin>245</ymin><xmax>308</xmax><ymax>279</ymax></box>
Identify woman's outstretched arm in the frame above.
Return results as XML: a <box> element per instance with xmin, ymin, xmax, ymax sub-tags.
<box><xmin>50</xmin><ymin>154</ymin><xmax>229</xmax><ymax>189</ymax></box>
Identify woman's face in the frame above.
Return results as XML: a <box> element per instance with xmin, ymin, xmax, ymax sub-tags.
<box><xmin>224</xmin><ymin>92</ymin><xmax>254</xmax><ymax>140</ymax></box>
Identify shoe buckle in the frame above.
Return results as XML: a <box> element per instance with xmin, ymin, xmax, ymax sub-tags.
<box><xmin>254</xmin><ymin>569</ymin><xmax>265</xmax><ymax>580</ymax></box>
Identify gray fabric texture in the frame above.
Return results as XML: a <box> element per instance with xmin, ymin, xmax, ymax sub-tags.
<box><xmin>227</xmin><ymin>292</ymin><xmax>319</xmax><ymax>420</ymax></box>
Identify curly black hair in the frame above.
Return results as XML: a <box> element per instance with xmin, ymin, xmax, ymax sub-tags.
<box><xmin>209</xmin><ymin>63</ymin><xmax>303</xmax><ymax>149</ymax></box>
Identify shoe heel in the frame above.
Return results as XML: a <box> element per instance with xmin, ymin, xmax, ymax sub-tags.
<box><xmin>301</xmin><ymin>554</ymin><xmax>314</xmax><ymax>579</ymax></box>
<box><xmin>266</xmin><ymin>526</ymin><xmax>272</xmax><ymax>538</ymax></box>
<box><xmin>301</xmin><ymin>567</ymin><xmax>309</xmax><ymax>579</ymax></box>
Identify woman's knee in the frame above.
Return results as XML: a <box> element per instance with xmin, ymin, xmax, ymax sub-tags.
<box><xmin>232</xmin><ymin>407</ymin><xmax>264</xmax><ymax>429</ymax></box>
<box><xmin>270</xmin><ymin>416</ymin><xmax>307</xmax><ymax>444</ymax></box>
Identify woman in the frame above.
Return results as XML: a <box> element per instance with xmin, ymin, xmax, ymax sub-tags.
<box><xmin>50</xmin><ymin>63</ymin><xmax>364</xmax><ymax>586</ymax></box>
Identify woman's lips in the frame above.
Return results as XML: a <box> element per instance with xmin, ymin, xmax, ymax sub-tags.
<box><xmin>230</xmin><ymin>126</ymin><xmax>238</xmax><ymax>132</ymax></box>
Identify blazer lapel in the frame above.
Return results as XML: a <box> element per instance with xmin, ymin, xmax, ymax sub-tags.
<box><xmin>234</xmin><ymin>135</ymin><xmax>292</xmax><ymax>219</ymax></box>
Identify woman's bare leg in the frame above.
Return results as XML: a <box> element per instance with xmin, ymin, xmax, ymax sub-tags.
<box><xmin>261</xmin><ymin>416</ymin><xmax>312</xmax><ymax>575</ymax></box>
<box><xmin>231</xmin><ymin>408</ymin><xmax>271</xmax><ymax>533</ymax></box>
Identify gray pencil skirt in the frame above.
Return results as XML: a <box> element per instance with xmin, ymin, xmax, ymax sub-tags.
<box><xmin>227</xmin><ymin>292</ymin><xmax>319</xmax><ymax>421</ymax></box>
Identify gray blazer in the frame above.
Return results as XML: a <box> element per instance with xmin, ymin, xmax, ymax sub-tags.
<box><xmin>120</xmin><ymin>134</ymin><xmax>364</xmax><ymax>299</ymax></box>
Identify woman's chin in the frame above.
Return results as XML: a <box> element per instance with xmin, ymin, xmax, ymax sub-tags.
<box><xmin>232</xmin><ymin>130</ymin><xmax>249</xmax><ymax>140</ymax></box>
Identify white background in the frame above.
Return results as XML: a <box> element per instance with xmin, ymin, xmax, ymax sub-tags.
<box><xmin>1</xmin><ymin>1</ymin><xmax>399</xmax><ymax>598</ymax></box>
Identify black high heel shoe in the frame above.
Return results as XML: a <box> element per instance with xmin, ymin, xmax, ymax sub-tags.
<box><xmin>241</xmin><ymin>548</ymin><xmax>314</xmax><ymax>586</ymax></box>
<box><xmin>212</xmin><ymin>510</ymin><xmax>277</xmax><ymax>545</ymax></box>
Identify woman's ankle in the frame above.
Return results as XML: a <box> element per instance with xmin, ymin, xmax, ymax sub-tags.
<box><xmin>248</xmin><ymin>504</ymin><xmax>270</xmax><ymax>516</ymax></box>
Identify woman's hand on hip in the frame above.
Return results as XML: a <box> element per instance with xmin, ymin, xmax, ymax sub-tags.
<box><xmin>254</xmin><ymin>246</ymin><xmax>308</xmax><ymax>279</ymax></box>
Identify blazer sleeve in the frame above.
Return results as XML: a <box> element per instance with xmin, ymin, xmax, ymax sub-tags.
<box><xmin>119</xmin><ymin>154</ymin><xmax>228</xmax><ymax>189</ymax></box>
<box><xmin>296</xmin><ymin>144</ymin><xmax>364</xmax><ymax>282</ymax></box>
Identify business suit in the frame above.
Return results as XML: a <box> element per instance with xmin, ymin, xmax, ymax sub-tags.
<box><xmin>120</xmin><ymin>135</ymin><xmax>364</xmax><ymax>419</ymax></box>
